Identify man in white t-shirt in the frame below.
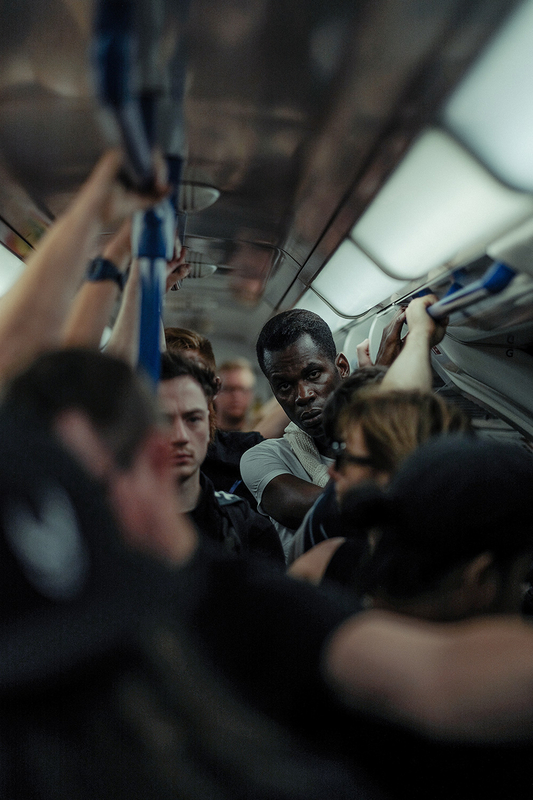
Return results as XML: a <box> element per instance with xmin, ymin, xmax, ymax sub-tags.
<box><xmin>242</xmin><ymin>297</ymin><xmax>448</xmax><ymax>557</ymax></box>
<box><xmin>241</xmin><ymin>310</ymin><xmax>349</xmax><ymax>556</ymax></box>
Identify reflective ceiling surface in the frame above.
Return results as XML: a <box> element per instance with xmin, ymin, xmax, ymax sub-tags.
<box><xmin>0</xmin><ymin>0</ymin><xmax>522</xmax><ymax>358</ymax></box>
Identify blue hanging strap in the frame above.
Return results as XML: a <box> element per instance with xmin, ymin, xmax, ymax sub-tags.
<box><xmin>94</xmin><ymin>0</ymin><xmax>189</xmax><ymax>386</ymax></box>
<box><xmin>132</xmin><ymin>201</ymin><xmax>176</xmax><ymax>385</ymax></box>
<box><xmin>93</xmin><ymin>0</ymin><xmax>155</xmax><ymax>188</ymax></box>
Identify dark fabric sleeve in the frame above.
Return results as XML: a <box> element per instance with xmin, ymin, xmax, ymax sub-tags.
<box><xmin>301</xmin><ymin>482</ymin><xmax>340</xmax><ymax>553</ymax></box>
<box><xmin>322</xmin><ymin>538</ymin><xmax>368</xmax><ymax>593</ymax></box>
<box><xmin>224</xmin><ymin>499</ymin><xmax>285</xmax><ymax>563</ymax></box>
<box><xmin>203</xmin><ymin>430</ymin><xmax>265</xmax><ymax>509</ymax></box>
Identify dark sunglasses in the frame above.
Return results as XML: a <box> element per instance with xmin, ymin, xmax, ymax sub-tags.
<box><xmin>332</xmin><ymin>441</ymin><xmax>375</xmax><ymax>471</ymax></box>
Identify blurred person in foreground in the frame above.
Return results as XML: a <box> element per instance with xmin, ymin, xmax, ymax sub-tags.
<box><xmin>5</xmin><ymin>348</ymin><xmax>533</xmax><ymax>799</ymax></box>
<box><xmin>326</xmin><ymin>435</ymin><xmax>533</xmax><ymax>799</ymax></box>
<box><xmin>0</xmin><ymin>355</ymin><xmax>370</xmax><ymax>800</ymax></box>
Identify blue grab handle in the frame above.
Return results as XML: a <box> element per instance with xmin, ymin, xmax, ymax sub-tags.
<box><xmin>134</xmin><ymin>201</ymin><xmax>177</xmax><ymax>386</ymax></box>
<box><xmin>95</xmin><ymin>1</ymin><xmax>189</xmax><ymax>386</ymax></box>
<box><xmin>138</xmin><ymin>257</ymin><xmax>165</xmax><ymax>385</ymax></box>
<box><xmin>427</xmin><ymin>262</ymin><xmax>516</xmax><ymax>320</ymax></box>
<box><xmin>93</xmin><ymin>0</ymin><xmax>154</xmax><ymax>186</ymax></box>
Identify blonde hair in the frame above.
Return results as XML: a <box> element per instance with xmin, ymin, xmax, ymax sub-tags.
<box><xmin>337</xmin><ymin>389</ymin><xmax>471</xmax><ymax>474</ymax></box>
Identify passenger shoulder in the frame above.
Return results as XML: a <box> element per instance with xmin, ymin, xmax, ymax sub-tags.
<box><xmin>241</xmin><ymin>436</ymin><xmax>289</xmax><ymax>458</ymax></box>
<box><xmin>215</xmin><ymin>490</ymin><xmax>245</xmax><ymax>507</ymax></box>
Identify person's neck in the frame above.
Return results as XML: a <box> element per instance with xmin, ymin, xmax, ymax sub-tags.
<box><xmin>312</xmin><ymin>432</ymin><xmax>334</xmax><ymax>457</ymax></box>
<box><xmin>177</xmin><ymin>470</ymin><xmax>202</xmax><ymax>513</ymax></box>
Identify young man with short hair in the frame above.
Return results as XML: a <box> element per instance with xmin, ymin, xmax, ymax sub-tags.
<box><xmin>159</xmin><ymin>351</ymin><xmax>284</xmax><ymax>561</ymax></box>
<box><xmin>165</xmin><ymin>328</ymin><xmax>264</xmax><ymax>505</ymax></box>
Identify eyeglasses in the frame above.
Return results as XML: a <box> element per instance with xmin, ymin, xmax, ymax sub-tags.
<box><xmin>332</xmin><ymin>441</ymin><xmax>375</xmax><ymax>471</ymax></box>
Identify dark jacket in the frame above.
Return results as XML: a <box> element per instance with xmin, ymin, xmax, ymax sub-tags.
<box><xmin>189</xmin><ymin>472</ymin><xmax>285</xmax><ymax>563</ymax></box>
<box><xmin>202</xmin><ymin>430</ymin><xmax>264</xmax><ymax>510</ymax></box>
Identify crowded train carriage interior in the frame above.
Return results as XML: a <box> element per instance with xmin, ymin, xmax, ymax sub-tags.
<box><xmin>4</xmin><ymin>1</ymin><xmax>533</xmax><ymax>798</ymax></box>
<box><xmin>1</xmin><ymin>0</ymin><xmax>533</xmax><ymax>443</ymax></box>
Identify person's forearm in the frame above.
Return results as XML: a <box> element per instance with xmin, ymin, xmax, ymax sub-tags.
<box><xmin>0</xmin><ymin>152</ymin><xmax>122</xmax><ymax>378</ymax></box>
<box><xmin>0</xmin><ymin>203</ymin><xmax>105</xmax><ymax>374</ymax></box>
<box><xmin>62</xmin><ymin>217</ymin><xmax>132</xmax><ymax>349</ymax></box>
<box><xmin>62</xmin><ymin>282</ymin><xmax>120</xmax><ymax>348</ymax></box>
<box><xmin>105</xmin><ymin>260</ymin><xmax>141</xmax><ymax>366</ymax></box>
<box><xmin>379</xmin><ymin>330</ymin><xmax>433</xmax><ymax>392</ymax></box>
<box><xmin>325</xmin><ymin>611</ymin><xmax>533</xmax><ymax>742</ymax></box>
<box><xmin>261</xmin><ymin>475</ymin><xmax>324</xmax><ymax>529</ymax></box>
<box><xmin>0</xmin><ymin>150</ymin><xmax>167</xmax><ymax>381</ymax></box>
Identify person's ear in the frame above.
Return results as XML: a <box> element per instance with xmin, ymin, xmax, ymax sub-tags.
<box><xmin>53</xmin><ymin>409</ymin><xmax>114</xmax><ymax>479</ymax></box>
<box><xmin>462</xmin><ymin>551</ymin><xmax>498</xmax><ymax>612</ymax></box>
<box><xmin>335</xmin><ymin>352</ymin><xmax>350</xmax><ymax>378</ymax></box>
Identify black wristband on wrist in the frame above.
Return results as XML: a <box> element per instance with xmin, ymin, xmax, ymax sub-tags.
<box><xmin>86</xmin><ymin>257</ymin><xmax>127</xmax><ymax>291</ymax></box>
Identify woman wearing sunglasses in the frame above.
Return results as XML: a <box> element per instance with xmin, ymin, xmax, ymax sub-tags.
<box><xmin>288</xmin><ymin>388</ymin><xmax>469</xmax><ymax>583</ymax></box>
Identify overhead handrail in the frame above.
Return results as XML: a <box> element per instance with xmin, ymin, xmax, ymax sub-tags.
<box><xmin>426</xmin><ymin>262</ymin><xmax>516</xmax><ymax>320</ymax></box>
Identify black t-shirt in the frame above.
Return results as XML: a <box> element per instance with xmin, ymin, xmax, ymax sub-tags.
<box><xmin>174</xmin><ymin>543</ymin><xmax>533</xmax><ymax>798</ymax></box>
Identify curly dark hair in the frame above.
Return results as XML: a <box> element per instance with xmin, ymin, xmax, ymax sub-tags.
<box><xmin>256</xmin><ymin>310</ymin><xmax>336</xmax><ymax>377</ymax></box>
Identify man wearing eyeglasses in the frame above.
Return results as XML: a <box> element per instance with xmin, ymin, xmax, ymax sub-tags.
<box><xmin>214</xmin><ymin>358</ymin><xmax>257</xmax><ymax>432</ymax></box>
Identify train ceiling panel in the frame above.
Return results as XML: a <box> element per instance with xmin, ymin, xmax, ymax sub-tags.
<box><xmin>0</xmin><ymin>0</ymin><xmax>524</xmax><ymax>351</ymax></box>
